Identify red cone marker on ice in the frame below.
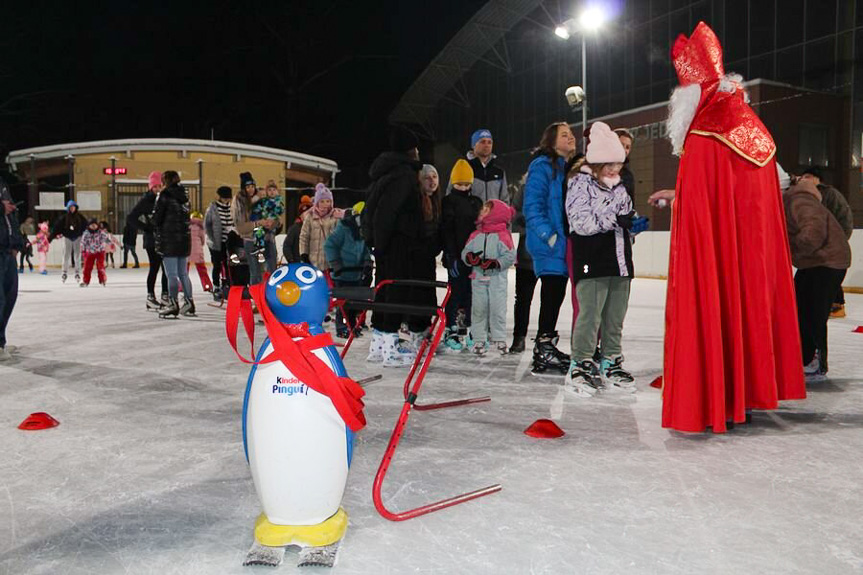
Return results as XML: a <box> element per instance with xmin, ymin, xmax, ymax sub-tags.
<box><xmin>650</xmin><ymin>376</ymin><xmax>663</xmax><ymax>389</ymax></box>
<box><xmin>18</xmin><ymin>412</ymin><xmax>60</xmax><ymax>431</ymax></box>
<box><xmin>524</xmin><ymin>419</ymin><xmax>565</xmax><ymax>438</ymax></box>
<box><xmin>853</xmin><ymin>326</ymin><xmax>863</xmax><ymax>333</ymax></box>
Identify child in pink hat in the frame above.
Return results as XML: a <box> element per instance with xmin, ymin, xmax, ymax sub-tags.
<box><xmin>461</xmin><ymin>199</ymin><xmax>517</xmax><ymax>355</ymax></box>
<box><xmin>563</xmin><ymin>121</ymin><xmax>648</xmax><ymax>398</ymax></box>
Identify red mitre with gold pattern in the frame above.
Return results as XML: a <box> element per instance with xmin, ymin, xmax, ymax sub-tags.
<box><xmin>672</xmin><ymin>22</ymin><xmax>775</xmax><ymax>167</ymax></box>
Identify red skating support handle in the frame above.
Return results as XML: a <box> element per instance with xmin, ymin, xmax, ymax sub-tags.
<box><xmin>372</xmin><ymin>401</ymin><xmax>502</xmax><ymax>522</ymax></box>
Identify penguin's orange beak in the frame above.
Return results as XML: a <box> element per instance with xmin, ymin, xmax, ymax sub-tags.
<box><xmin>276</xmin><ymin>281</ymin><xmax>301</xmax><ymax>306</ymax></box>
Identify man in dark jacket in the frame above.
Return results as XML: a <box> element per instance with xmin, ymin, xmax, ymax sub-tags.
<box><xmin>447</xmin><ymin>129</ymin><xmax>509</xmax><ymax>204</ymax></box>
<box><xmin>127</xmin><ymin>180</ymin><xmax>169</xmax><ymax>309</ymax></box>
<box><xmin>364</xmin><ymin>126</ymin><xmax>432</xmax><ymax>367</ymax></box>
<box><xmin>783</xmin><ymin>178</ymin><xmax>852</xmax><ymax>378</ymax></box>
<box><xmin>0</xmin><ymin>176</ymin><xmax>24</xmax><ymax>360</ymax></box>
<box><xmin>51</xmin><ymin>199</ymin><xmax>87</xmax><ymax>282</ymax></box>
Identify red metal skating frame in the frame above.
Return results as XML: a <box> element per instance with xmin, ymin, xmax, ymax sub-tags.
<box><xmin>333</xmin><ymin>279</ymin><xmax>501</xmax><ymax>521</ymax></box>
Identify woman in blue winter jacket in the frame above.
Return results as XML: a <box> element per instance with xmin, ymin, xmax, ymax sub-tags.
<box><xmin>523</xmin><ymin>122</ymin><xmax>576</xmax><ymax>375</ymax></box>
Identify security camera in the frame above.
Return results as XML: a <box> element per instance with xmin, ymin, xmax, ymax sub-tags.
<box><xmin>565</xmin><ymin>86</ymin><xmax>585</xmax><ymax>108</ymax></box>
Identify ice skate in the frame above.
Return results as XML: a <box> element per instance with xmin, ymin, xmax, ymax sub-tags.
<box><xmin>61</xmin><ymin>272</ymin><xmax>67</xmax><ymax>283</ymax></box>
<box><xmin>159</xmin><ymin>298</ymin><xmax>180</xmax><ymax>319</ymax></box>
<box><xmin>531</xmin><ymin>332</ymin><xmax>569</xmax><ymax>376</ymax></box>
<box><xmin>179</xmin><ymin>298</ymin><xmax>196</xmax><ymax>317</ymax></box>
<box><xmin>146</xmin><ymin>294</ymin><xmax>163</xmax><ymax>311</ymax></box>
<box><xmin>491</xmin><ymin>341</ymin><xmax>509</xmax><ymax>355</ymax></box>
<box><xmin>472</xmin><ymin>340</ymin><xmax>488</xmax><ymax>356</ymax></box>
<box><xmin>79</xmin><ymin>281</ymin><xmax>87</xmax><ymax>287</ymax></box>
<box><xmin>565</xmin><ymin>359</ymin><xmax>601</xmax><ymax>397</ymax></box>
<box><xmin>599</xmin><ymin>356</ymin><xmax>636</xmax><ymax>393</ymax></box>
<box><xmin>829</xmin><ymin>304</ymin><xmax>846</xmax><ymax>319</ymax></box>
<box><xmin>366</xmin><ymin>329</ymin><xmax>384</xmax><ymax>363</ymax></box>
<box><xmin>381</xmin><ymin>332</ymin><xmax>415</xmax><ymax>368</ymax></box>
<box><xmin>74</xmin><ymin>274</ymin><xmax>81</xmax><ymax>284</ymax></box>
<box><xmin>804</xmin><ymin>351</ymin><xmax>827</xmax><ymax>382</ymax></box>
<box><xmin>442</xmin><ymin>327</ymin><xmax>464</xmax><ymax>352</ymax></box>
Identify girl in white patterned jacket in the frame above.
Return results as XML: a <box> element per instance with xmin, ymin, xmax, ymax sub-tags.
<box><xmin>564</xmin><ymin>121</ymin><xmax>648</xmax><ymax>397</ymax></box>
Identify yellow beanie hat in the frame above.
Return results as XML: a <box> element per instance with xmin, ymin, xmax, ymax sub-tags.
<box><xmin>449</xmin><ymin>159</ymin><xmax>474</xmax><ymax>186</ymax></box>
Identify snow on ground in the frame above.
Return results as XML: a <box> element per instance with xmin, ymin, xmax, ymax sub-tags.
<box><xmin>2</xmin><ymin>268</ymin><xmax>863</xmax><ymax>574</ymax></box>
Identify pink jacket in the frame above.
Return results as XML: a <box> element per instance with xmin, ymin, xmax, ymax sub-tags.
<box><xmin>189</xmin><ymin>217</ymin><xmax>206</xmax><ymax>264</ymax></box>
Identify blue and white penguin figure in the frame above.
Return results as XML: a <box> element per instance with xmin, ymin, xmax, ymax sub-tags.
<box><xmin>243</xmin><ymin>263</ymin><xmax>355</xmax><ymax>551</ymax></box>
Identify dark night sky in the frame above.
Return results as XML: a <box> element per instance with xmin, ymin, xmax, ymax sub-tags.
<box><xmin>0</xmin><ymin>1</ymin><xmax>487</xmax><ymax>187</ymax></box>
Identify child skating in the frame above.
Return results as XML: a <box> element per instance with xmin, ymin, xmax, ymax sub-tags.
<box><xmin>564</xmin><ymin>121</ymin><xmax>648</xmax><ymax>396</ymax></box>
<box><xmin>461</xmin><ymin>199</ymin><xmax>516</xmax><ymax>355</ymax></box>
<box><xmin>80</xmin><ymin>219</ymin><xmax>109</xmax><ymax>287</ymax></box>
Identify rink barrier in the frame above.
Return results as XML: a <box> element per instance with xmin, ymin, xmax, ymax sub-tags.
<box><xmin>25</xmin><ymin>231</ymin><xmax>863</xmax><ymax>291</ymax></box>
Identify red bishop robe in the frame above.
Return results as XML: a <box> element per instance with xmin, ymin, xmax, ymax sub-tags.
<box><xmin>661</xmin><ymin>131</ymin><xmax>806</xmax><ymax>433</ymax></box>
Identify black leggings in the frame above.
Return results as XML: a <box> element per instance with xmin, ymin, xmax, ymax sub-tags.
<box><xmin>145</xmin><ymin>247</ymin><xmax>168</xmax><ymax>296</ymax></box>
<box><xmin>513</xmin><ymin>267</ymin><xmax>538</xmax><ymax>337</ymax></box>
<box><xmin>537</xmin><ymin>274</ymin><xmax>568</xmax><ymax>335</ymax></box>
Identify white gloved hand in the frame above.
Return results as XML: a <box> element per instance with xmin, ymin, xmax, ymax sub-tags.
<box><xmin>547</xmin><ymin>234</ymin><xmax>557</xmax><ymax>248</ymax></box>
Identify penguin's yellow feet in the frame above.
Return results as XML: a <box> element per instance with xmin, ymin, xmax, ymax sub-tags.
<box><xmin>254</xmin><ymin>508</ymin><xmax>348</xmax><ymax>548</ymax></box>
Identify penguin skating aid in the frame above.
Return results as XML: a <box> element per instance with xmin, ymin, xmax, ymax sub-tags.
<box><xmin>225</xmin><ymin>264</ymin><xmax>365</xmax><ymax>568</ymax></box>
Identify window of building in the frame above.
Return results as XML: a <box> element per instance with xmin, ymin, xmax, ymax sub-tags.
<box><xmin>777</xmin><ymin>0</ymin><xmax>805</xmax><ymax>48</ymax></box>
<box><xmin>723</xmin><ymin>0</ymin><xmax>749</xmax><ymax>63</ymax></box>
<box><xmin>749</xmin><ymin>1</ymin><xmax>775</xmax><ymax>56</ymax></box>
<box><xmin>798</xmin><ymin>124</ymin><xmax>831</xmax><ymax>167</ymax></box>
<box><xmin>777</xmin><ymin>46</ymin><xmax>805</xmax><ymax>86</ymax></box>
<box><xmin>806</xmin><ymin>0</ymin><xmax>836</xmax><ymax>40</ymax></box>
<box><xmin>805</xmin><ymin>38</ymin><xmax>836</xmax><ymax>91</ymax></box>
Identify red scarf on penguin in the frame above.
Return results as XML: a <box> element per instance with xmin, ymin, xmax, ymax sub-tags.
<box><xmin>225</xmin><ymin>283</ymin><xmax>366</xmax><ymax>433</ymax></box>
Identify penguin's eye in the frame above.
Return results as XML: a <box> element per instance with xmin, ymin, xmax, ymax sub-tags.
<box><xmin>295</xmin><ymin>266</ymin><xmax>317</xmax><ymax>285</ymax></box>
<box><xmin>268</xmin><ymin>267</ymin><xmax>289</xmax><ymax>286</ymax></box>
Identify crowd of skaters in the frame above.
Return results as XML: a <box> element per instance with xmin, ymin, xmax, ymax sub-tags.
<box><xmin>0</xmin><ymin>121</ymin><xmax>854</xmax><ymax>402</ymax></box>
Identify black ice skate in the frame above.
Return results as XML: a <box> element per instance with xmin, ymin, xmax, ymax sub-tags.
<box><xmin>179</xmin><ymin>297</ymin><xmax>196</xmax><ymax>317</ymax></box>
<box><xmin>531</xmin><ymin>332</ymin><xmax>570</xmax><ymax>376</ymax></box>
<box><xmin>159</xmin><ymin>298</ymin><xmax>180</xmax><ymax>318</ymax></box>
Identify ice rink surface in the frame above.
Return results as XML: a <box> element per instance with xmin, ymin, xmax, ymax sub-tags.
<box><xmin>2</xmin><ymin>268</ymin><xmax>863</xmax><ymax>574</ymax></box>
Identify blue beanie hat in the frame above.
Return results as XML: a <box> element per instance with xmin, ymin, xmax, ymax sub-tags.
<box><xmin>66</xmin><ymin>200</ymin><xmax>78</xmax><ymax>211</ymax></box>
<box><xmin>471</xmin><ymin>129</ymin><xmax>493</xmax><ymax>148</ymax></box>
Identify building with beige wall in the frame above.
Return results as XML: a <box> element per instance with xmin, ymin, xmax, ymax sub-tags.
<box><xmin>5</xmin><ymin>138</ymin><xmax>338</xmax><ymax>233</ymax></box>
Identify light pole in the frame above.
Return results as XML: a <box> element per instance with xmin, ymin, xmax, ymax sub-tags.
<box><xmin>556</xmin><ymin>6</ymin><xmax>607</xmax><ymax>150</ymax></box>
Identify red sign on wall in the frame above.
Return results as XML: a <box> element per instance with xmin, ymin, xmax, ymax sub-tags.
<box><xmin>103</xmin><ymin>167</ymin><xmax>127</xmax><ymax>175</ymax></box>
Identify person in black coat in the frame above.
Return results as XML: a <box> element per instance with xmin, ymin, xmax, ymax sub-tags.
<box><xmin>281</xmin><ymin>196</ymin><xmax>312</xmax><ymax>264</ymax></box>
<box><xmin>128</xmin><ymin>171</ymin><xmax>169</xmax><ymax>309</ymax></box>
<box><xmin>153</xmin><ymin>170</ymin><xmax>194</xmax><ymax>317</ymax></box>
<box><xmin>120</xmin><ymin>216</ymin><xmax>139</xmax><ymax>268</ymax></box>
<box><xmin>363</xmin><ymin>127</ymin><xmax>440</xmax><ymax>367</ymax></box>
<box><xmin>440</xmin><ymin>159</ymin><xmax>483</xmax><ymax>350</ymax></box>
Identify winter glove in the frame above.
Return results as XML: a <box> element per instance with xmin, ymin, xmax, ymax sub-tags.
<box><xmin>330</xmin><ymin>260</ymin><xmax>344</xmax><ymax>275</ymax></box>
<box><xmin>630</xmin><ymin>215</ymin><xmax>650</xmax><ymax>235</ymax></box>
<box><xmin>465</xmin><ymin>251</ymin><xmax>483</xmax><ymax>266</ymax></box>
<box><xmin>300</xmin><ymin>253</ymin><xmax>311</xmax><ymax>264</ymax></box>
<box><xmin>448</xmin><ymin>258</ymin><xmax>460</xmax><ymax>278</ymax></box>
<box><xmin>547</xmin><ymin>234</ymin><xmax>557</xmax><ymax>248</ymax></box>
<box><xmin>615</xmin><ymin>211</ymin><xmax>636</xmax><ymax>230</ymax></box>
<box><xmin>480</xmin><ymin>258</ymin><xmax>501</xmax><ymax>270</ymax></box>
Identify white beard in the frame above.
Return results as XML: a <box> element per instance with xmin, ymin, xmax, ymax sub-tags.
<box><xmin>667</xmin><ymin>84</ymin><xmax>701</xmax><ymax>156</ymax></box>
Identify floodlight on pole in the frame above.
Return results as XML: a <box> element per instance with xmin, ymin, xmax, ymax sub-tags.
<box><xmin>554</xmin><ymin>25</ymin><xmax>571</xmax><ymax>40</ymax></box>
<box><xmin>579</xmin><ymin>7</ymin><xmax>606</xmax><ymax>31</ymax></box>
